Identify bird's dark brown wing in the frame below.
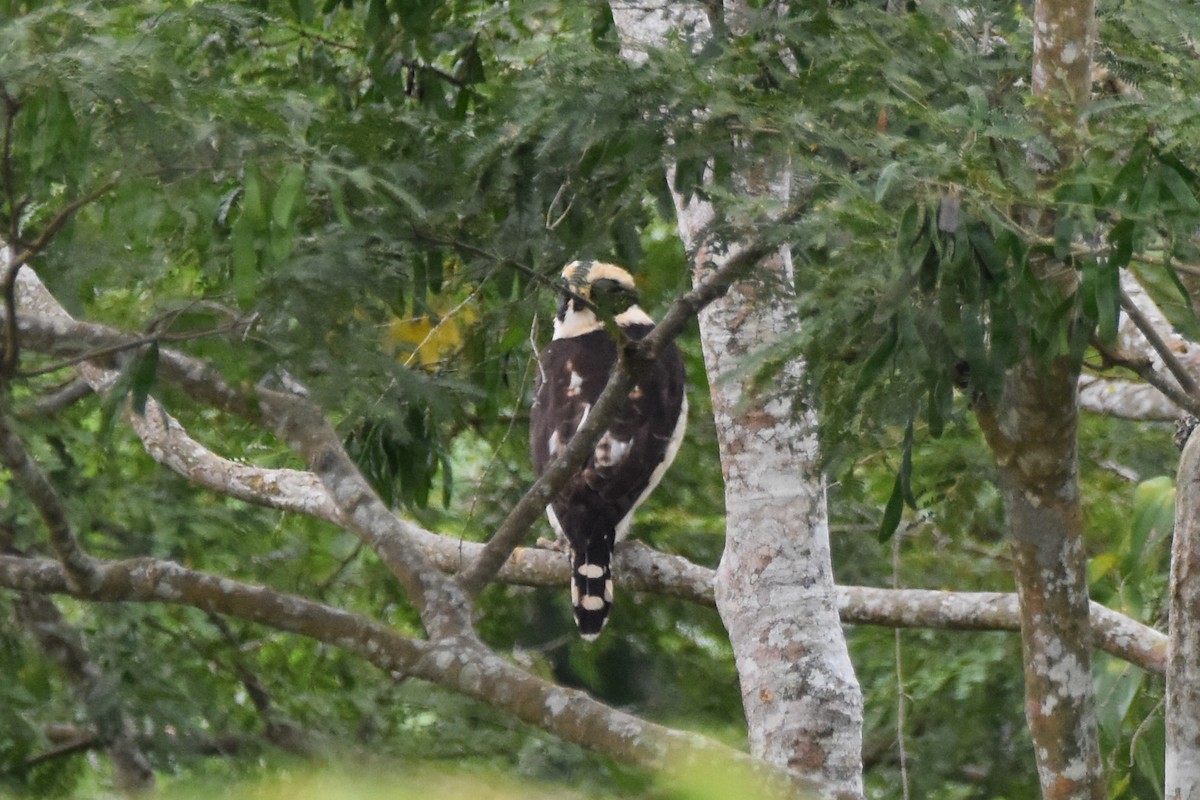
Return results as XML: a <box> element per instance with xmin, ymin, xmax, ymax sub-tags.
<box><xmin>529</xmin><ymin>325</ymin><xmax>686</xmax><ymax>638</ymax></box>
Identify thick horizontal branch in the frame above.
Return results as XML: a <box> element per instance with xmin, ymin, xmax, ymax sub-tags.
<box><xmin>0</xmin><ymin>554</ymin><xmax>430</xmax><ymax>674</ymax></box>
<box><xmin>837</xmin><ymin>587</ymin><xmax>1166</xmax><ymax>676</ymax></box>
<box><xmin>30</xmin><ymin>359</ymin><xmax>1180</xmax><ymax>676</ymax></box>
<box><xmin>420</xmin><ymin>535</ymin><xmax>1169</xmax><ymax>675</ymax></box>
<box><xmin>0</xmin><ymin>553</ymin><xmax>811</xmax><ymax>794</ymax></box>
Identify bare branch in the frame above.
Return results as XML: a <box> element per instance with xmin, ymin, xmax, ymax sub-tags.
<box><xmin>418</xmin><ymin>532</ymin><xmax>1170</xmax><ymax>674</ymax></box>
<box><xmin>0</xmin><ymin>554</ymin><xmax>813</xmax><ymax>795</ymax></box>
<box><xmin>254</xmin><ymin>385</ymin><xmax>477</xmax><ymax>640</ymax></box>
<box><xmin>0</xmin><ymin>410</ymin><xmax>99</xmax><ymax>588</ymax></box>
<box><xmin>28</xmin><ymin>725</ymin><xmax>270</xmax><ymax>766</ymax></box>
<box><xmin>15</xmin><ymin>375</ymin><xmax>92</xmax><ymax>418</ymax></box>
<box><xmin>1</xmin><ymin>182</ymin><xmax>117</xmax><ymax>377</ymax></box>
<box><xmin>838</xmin><ymin>587</ymin><xmax>1166</xmax><ymax>676</ymax></box>
<box><xmin>1091</xmin><ymin>339</ymin><xmax>1200</xmax><ymax>418</ymax></box>
<box><xmin>1119</xmin><ymin>287</ymin><xmax>1200</xmax><ymax>398</ymax></box>
<box><xmin>8</xmin><ymin>265</ymin><xmax>474</xmax><ymax>641</ymax></box>
<box><xmin>17</xmin><ymin>318</ymin><xmax>251</xmax><ymax>379</ymax></box>
<box><xmin>15</xmin><ymin>592</ymin><xmax>154</xmax><ymax>792</ymax></box>
<box><xmin>25</xmin><ymin>730</ymin><xmax>100</xmax><ymax>769</ymax></box>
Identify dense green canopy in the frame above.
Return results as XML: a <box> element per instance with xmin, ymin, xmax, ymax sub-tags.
<box><xmin>1</xmin><ymin>0</ymin><xmax>1198</xmax><ymax>797</ymax></box>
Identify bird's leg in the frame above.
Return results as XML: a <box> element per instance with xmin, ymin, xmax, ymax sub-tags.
<box><xmin>536</xmin><ymin>535</ymin><xmax>569</xmax><ymax>552</ymax></box>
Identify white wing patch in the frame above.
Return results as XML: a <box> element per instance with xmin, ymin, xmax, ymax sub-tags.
<box><xmin>614</xmin><ymin>393</ymin><xmax>689</xmax><ymax>541</ymax></box>
<box><xmin>593</xmin><ymin>432</ymin><xmax>631</xmax><ymax>467</ymax></box>
<box><xmin>566</xmin><ymin>369</ymin><xmax>584</xmax><ymax>397</ymax></box>
<box><xmin>546</xmin><ymin>506</ymin><xmax>566</xmax><ymax>540</ymax></box>
<box><xmin>548</xmin><ymin>430</ymin><xmax>561</xmax><ymax>457</ymax></box>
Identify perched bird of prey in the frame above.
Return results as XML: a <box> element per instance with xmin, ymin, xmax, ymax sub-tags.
<box><xmin>530</xmin><ymin>260</ymin><xmax>687</xmax><ymax>639</ymax></box>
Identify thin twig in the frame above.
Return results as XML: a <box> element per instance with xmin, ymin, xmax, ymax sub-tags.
<box><xmin>0</xmin><ymin>410</ymin><xmax>99</xmax><ymax>589</ymax></box>
<box><xmin>24</xmin><ymin>732</ymin><xmax>100</xmax><ymax>768</ymax></box>
<box><xmin>314</xmin><ymin>541</ymin><xmax>364</xmax><ymax>596</ymax></box>
<box><xmin>1119</xmin><ymin>287</ymin><xmax>1200</xmax><ymax>397</ymax></box>
<box><xmin>399</xmin><ymin>268</ymin><xmax>495</xmax><ymax>369</ymax></box>
<box><xmin>15</xmin><ymin>319</ymin><xmax>248</xmax><ymax>379</ymax></box>
<box><xmin>14</xmin><ymin>592</ymin><xmax>154</xmax><ymax>790</ymax></box>
<box><xmin>2</xmin><ymin>179</ymin><xmax>118</xmax><ymax>376</ymax></box>
<box><xmin>15</xmin><ymin>376</ymin><xmax>92</xmax><ymax>418</ymax></box>
<box><xmin>7</xmin><ymin>180</ymin><xmax>119</xmax><ymax>273</ymax></box>
<box><xmin>1093</xmin><ymin>338</ymin><xmax>1200</xmax><ymax>418</ymax></box>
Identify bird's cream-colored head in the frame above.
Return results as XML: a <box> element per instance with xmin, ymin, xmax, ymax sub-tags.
<box><xmin>553</xmin><ymin>260</ymin><xmax>652</xmax><ymax>339</ymax></box>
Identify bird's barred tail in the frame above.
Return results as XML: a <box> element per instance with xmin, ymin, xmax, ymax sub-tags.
<box><xmin>570</xmin><ymin>545</ymin><xmax>614</xmax><ymax>641</ymax></box>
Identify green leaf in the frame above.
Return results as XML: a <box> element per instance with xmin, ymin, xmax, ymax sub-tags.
<box><xmin>874</xmin><ymin>161</ymin><xmax>902</xmax><ymax>203</ymax></box>
<box><xmin>899</xmin><ymin>416</ymin><xmax>916</xmax><ymax>508</ymax></box>
<box><xmin>1163</xmin><ymin>261</ymin><xmax>1195</xmax><ymax>313</ymax></box>
<box><xmin>272</xmin><ymin>164</ymin><xmax>306</xmax><ymax>229</ymax></box>
<box><xmin>426</xmin><ymin>251</ymin><xmax>444</xmax><ymax>295</ymax></box>
<box><xmin>879</xmin><ymin>418</ymin><xmax>916</xmax><ymax>542</ymax></box>
<box><xmin>1108</xmin><ymin>218</ymin><xmax>1134</xmax><ymax>270</ymax></box>
<box><xmin>1053</xmin><ymin>213</ymin><xmax>1075</xmax><ymax>261</ymax></box>
<box><xmin>967</xmin><ymin>222</ymin><xmax>1004</xmax><ymax>283</ymax></box>
<box><xmin>230</xmin><ymin>214</ymin><xmax>259</xmax><ymax>306</ymax></box>
<box><xmin>1159</xmin><ymin>161</ymin><xmax>1200</xmax><ymax>212</ymax></box>
<box><xmin>961</xmin><ymin>306</ymin><xmax>989</xmax><ymax>390</ymax></box>
<box><xmin>853</xmin><ymin>319</ymin><xmax>899</xmax><ymax>395</ymax></box>
<box><xmin>97</xmin><ymin>366</ymin><xmax>133</xmax><ymax>446</ymax></box>
<box><xmin>1104</xmin><ymin>139</ymin><xmax>1150</xmax><ymax>208</ymax></box>
<box><xmin>242</xmin><ymin>170</ymin><xmax>268</xmax><ymax>227</ymax></box>
<box><xmin>873</xmin><ymin>268</ymin><xmax>920</xmax><ymax>323</ymax></box>
<box><xmin>879</xmin><ymin>472</ymin><xmax>905</xmax><ymax>542</ymax></box>
<box><xmin>927</xmin><ymin>373</ymin><xmax>950</xmax><ymax>439</ymax></box>
<box><xmin>364</xmin><ymin>0</ymin><xmax>389</xmax><ymax>39</ymax></box>
<box><xmin>1095</xmin><ymin>261</ymin><xmax>1119</xmax><ymax>345</ymax></box>
<box><xmin>1136</xmin><ymin>166</ymin><xmax>1163</xmax><ymax>216</ymax></box>
<box><xmin>440</xmin><ymin>452</ymin><xmax>453</xmax><ymax>508</ymax></box>
<box><xmin>457</xmin><ymin>39</ymin><xmax>486</xmax><ymax>85</ymax></box>
<box><xmin>894</xmin><ymin>203</ymin><xmax>923</xmax><ymax>260</ymax></box>
<box><xmin>291</xmin><ymin>0</ymin><xmax>316</xmax><ymax>22</ymax></box>
<box><xmin>129</xmin><ymin>341</ymin><xmax>160</xmax><ymax>417</ymax></box>
<box><xmin>1128</xmin><ymin>476</ymin><xmax>1175</xmax><ymax>570</ymax></box>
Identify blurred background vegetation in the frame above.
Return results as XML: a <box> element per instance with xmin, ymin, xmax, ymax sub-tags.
<box><xmin>0</xmin><ymin>0</ymin><xmax>1197</xmax><ymax>797</ymax></box>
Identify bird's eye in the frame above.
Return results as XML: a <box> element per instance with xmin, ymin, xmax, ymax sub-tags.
<box><xmin>592</xmin><ymin>279</ymin><xmax>623</xmax><ymax>295</ymax></box>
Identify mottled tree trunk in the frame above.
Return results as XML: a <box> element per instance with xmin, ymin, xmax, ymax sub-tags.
<box><xmin>611</xmin><ymin>4</ymin><xmax>863</xmax><ymax>796</ymax></box>
<box><xmin>977</xmin><ymin>361</ymin><xmax>1103</xmax><ymax>800</ymax></box>
<box><xmin>975</xmin><ymin>0</ymin><xmax>1105</xmax><ymax>797</ymax></box>
<box><xmin>1168</xmin><ymin>430</ymin><xmax>1200</xmax><ymax>800</ymax></box>
<box><xmin>699</xmin><ymin>248</ymin><xmax>863</xmax><ymax>797</ymax></box>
